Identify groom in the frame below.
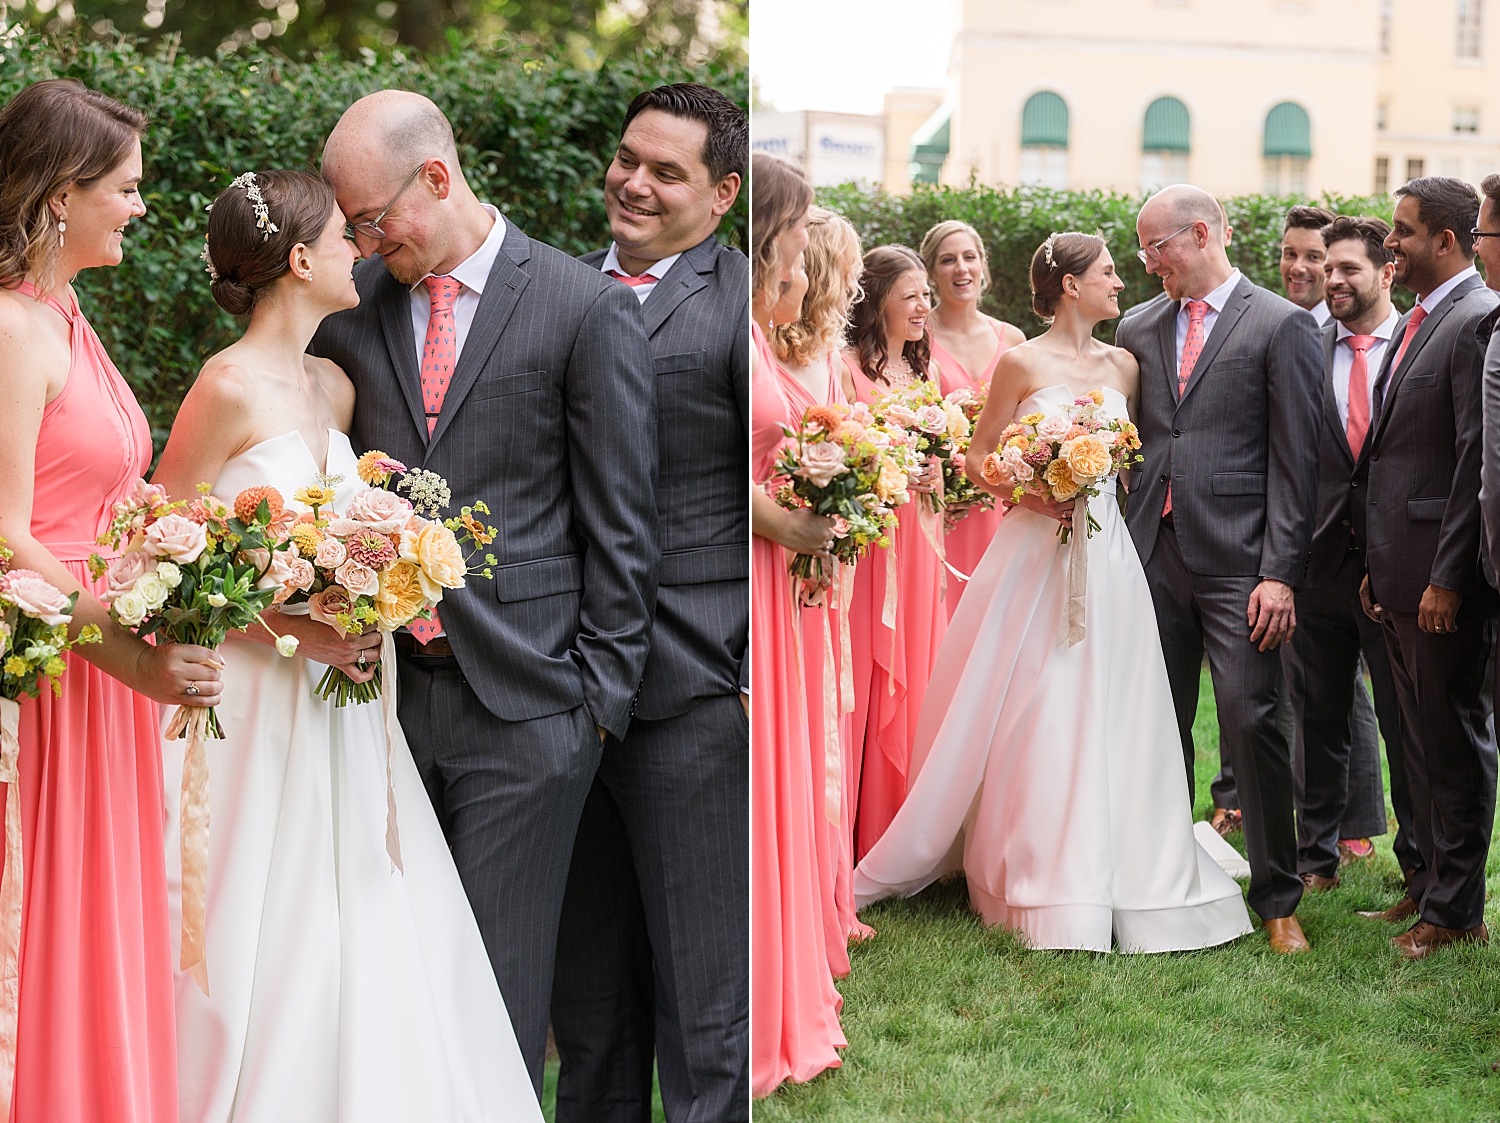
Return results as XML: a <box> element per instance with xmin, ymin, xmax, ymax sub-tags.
<box><xmin>311</xmin><ymin>90</ymin><xmax>660</xmax><ymax>1092</ymax></box>
<box><xmin>1116</xmin><ymin>184</ymin><xmax>1323</xmax><ymax>952</ymax></box>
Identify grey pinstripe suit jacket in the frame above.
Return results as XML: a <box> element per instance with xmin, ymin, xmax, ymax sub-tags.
<box><xmin>1115</xmin><ymin>274</ymin><xmax>1323</xmax><ymax>584</ymax></box>
<box><xmin>580</xmin><ymin>234</ymin><xmax>749</xmax><ymax>719</ymax></box>
<box><xmin>310</xmin><ymin>219</ymin><xmax>660</xmax><ymax>739</ymax></box>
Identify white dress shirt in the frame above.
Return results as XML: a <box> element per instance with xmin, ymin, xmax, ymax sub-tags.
<box><xmin>1331</xmin><ymin>307</ymin><xmax>1399</xmax><ymax>429</ymax></box>
<box><xmin>1309</xmin><ymin>300</ymin><xmax>1330</xmax><ymax>327</ymax></box>
<box><xmin>600</xmin><ymin>243</ymin><xmax>682</xmax><ymax>304</ymax></box>
<box><xmin>407</xmin><ymin>204</ymin><xmax>507</xmax><ymax>369</ymax></box>
<box><xmin>1175</xmin><ymin>269</ymin><xmax>1243</xmax><ymax>375</ymax></box>
<box><xmin>1416</xmin><ymin>264</ymin><xmax>1479</xmax><ymax>315</ymax></box>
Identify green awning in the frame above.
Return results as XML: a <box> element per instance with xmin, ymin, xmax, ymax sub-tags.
<box><xmin>909</xmin><ymin>105</ymin><xmax>951</xmax><ymax>185</ymax></box>
<box><xmin>1020</xmin><ymin>91</ymin><xmax>1069</xmax><ymax>148</ymax></box>
<box><xmin>1263</xmin><ymin>102</ymin><xmax>1312</xmax><ymax>158</ymax></box>
<box><xmin>1142</xmin><ymin>97</ymin><xmax>1190</xmax><ymax>153</ymax></box>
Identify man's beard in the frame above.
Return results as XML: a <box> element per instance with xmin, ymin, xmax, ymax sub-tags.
<box><xmin>1330</xmin><ymin>284</ymin><xmax>1379</xmax><ymax>325</ymax></box>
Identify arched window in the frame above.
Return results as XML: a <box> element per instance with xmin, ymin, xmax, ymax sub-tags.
<box><xmin>1263</xmin><ymin>102</ymin><xmax>1312</xmax><ymax>195</ymax></box>
<box><xmin>1019</xmin><ymin>91</ymin><xmax>1068</xmax><ymax>188</ymax></box>
<box><xmin>1141</xmin><ymin>96</ymin><xmax>1190</xmax><ymax>194</ymax></box>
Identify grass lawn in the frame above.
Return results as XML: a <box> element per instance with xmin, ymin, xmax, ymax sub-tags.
<box><xmin>755</xmin><ymin>668</ymin><xmax>1500</xmax><ymax>1121</ymax></box>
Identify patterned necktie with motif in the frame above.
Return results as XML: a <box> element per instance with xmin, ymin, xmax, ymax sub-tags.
<box><xmin>409</xmin><ymin>274</ymin><xmax>463</xmax><ymax>644</ymax></box>
<box><xmin>1344</xmin><ymin>334</ymin><xmax>1378</xmax><ymax>459</ymax></box>
<box><xmin>1163</xmin><ymin>299</ymin><xmax>1210</xmax><ymax>518</ymax></box>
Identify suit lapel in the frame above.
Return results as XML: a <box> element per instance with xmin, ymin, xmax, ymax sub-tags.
<box><xmin>641</xmin><ymin>236</ymin><xmax>716</xmax><ymax>337</ymax></box>
<box><xmin>1320</xmin><ymin>325</ymin><xmax>1354</xmax><ymax>468</ymax></box>
<box><xmin>1370</xmin><ymin>276</ymin><xmax>1479</xmax><ymax>446</ymax></box>
<box><xmin>374</xmin><ymin>269</ymin><xmax>430</xmax><ymax>443</ymax></box>
<box><xmin>1177</xmin><ymin>276</ymin><xmax>1251</xmax><ymax>409</ymax></box>
<box><xmin>1155</xmin><ymin>298</ymin><xmax>1181</xmax><ymax>403</ymax></box>
<box><xmin>426</xmin><ymin>222</ymin><xmax>533</xmax><ymax>453</ymax></box>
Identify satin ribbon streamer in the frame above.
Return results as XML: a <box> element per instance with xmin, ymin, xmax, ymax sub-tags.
<box><xmin>381</xmin><ymin>630</ymin><xmax>403</xmax><ymax>873</ymax></box>
<box><xmin>1060</xmin><ymin>500</ymin><xmax>1089</xmax><ymax>648</ymax></box>
<box><xmin>0</xmin><ymin>698</ymin><xmax>21</xmax><ymax>1114</ymax></box>
<box><xmin>167</xmin><ymin>703</ymin><xmax>212</xmax><ymax>995</ymax></box>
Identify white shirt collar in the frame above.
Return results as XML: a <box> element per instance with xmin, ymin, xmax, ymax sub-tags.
<box><xmin>1335</xmin><ymin>306</ymin><xmax>1400</xmax><ymax>343</ymax></box>
<box><xmin>601</xmin><ymin>243</ymin><xmax>681</xmax><ymax>281</ymax></box>
<box><xmin>410</xmin><ymin>204</ymin><xmax>506</xmax><ymax>296</ymax></box>
<box><xmin>1418</xmin><ymin>264</ymin><xmax>1479</xmax><ymax>312</ymax></box>
<box><xmin>1309</xmin><ymin>300</ymin><xmax>1330</xmax><ymax>326</ymax></box>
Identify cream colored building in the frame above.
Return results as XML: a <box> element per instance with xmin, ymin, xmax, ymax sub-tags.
<box><xmin>897</xmin><ymin>0</ymin><xmax>1500</xmax><ymax>198</ymax></box>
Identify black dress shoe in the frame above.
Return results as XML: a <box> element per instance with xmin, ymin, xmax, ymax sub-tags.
<box><xmin>1357</xmin><ymin>896</ymin><xmax>1419</xmax><ymax>922</ymax></box>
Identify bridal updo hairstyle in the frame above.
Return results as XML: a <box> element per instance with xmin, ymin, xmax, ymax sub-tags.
<box><xmin>205</xmin><ymin>169</ymin><xmax>338</xmax><ymax>316</ymax></box>
<box><xmin>1029</xmin><ymin>231</ymin><xmax>1107</xmax><ymax>323</ymax></box>
<box><xmin>0</xmin><ymin>79</ymin><xmax>147</xmax><ymax>292</ymax></box>
<box><xmin>847</xmin><ymin>244</ymin><xmax>932</xmax><ymax>385</ymax></box>
<box><xmin>750</xmin><ymin>152</ymin><xmax>814</xmax><ymax>299</ymax></box>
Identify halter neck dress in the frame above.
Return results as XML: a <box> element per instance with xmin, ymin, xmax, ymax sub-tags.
<box><xmin>10</xmin><ymin>281</ymin><xmax>176</xmax><ymax>1123</ymax></box>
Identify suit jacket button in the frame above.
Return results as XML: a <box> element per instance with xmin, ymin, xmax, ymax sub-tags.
<box><xmin>1350</xmin><ymin>480</ymin><xmax>1359</xmax><ymax>488</ymax></box>
<box><xmin>1172</xmin><ymin>427</ymin><xmax>1182</xmax><ymax>437</ymax></box>
<box><xmin>1342</xmin><ymin>518</ymin><xmax>1350</xmax><ymax>527</ymax></box>
<box><xmin>1159</xmin><ymin>474</ymin><xmax>1169</xmax><ymax>483</ymax></box>
<box><xmin>1371</xmin><ymin>453</ymin><xmax>1380</xmax><ymax>461</ymax></box>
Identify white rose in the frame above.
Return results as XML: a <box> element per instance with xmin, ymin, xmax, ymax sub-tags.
<box><xmin>135</xmin><ymin>572</ymin><xmax>169</xmax><ymax>611</ymax></box>
<box><xmin>155</xmin><ymin>561</ymin><xmax>183</xmax><ymax>588</ymax></box>
<box><xmin>114</xmin><ymin>589</ymin><xmax>148</xmax><ymax>627</ymax></box>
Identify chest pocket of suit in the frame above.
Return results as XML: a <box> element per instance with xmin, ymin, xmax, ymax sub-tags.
<box><xmin>654</xmin><ymin>351</ymin><xmax>707</xmax><ymax>376</ymax></box>
<box><xmin>1400</xmin><ymin>373</ymin><xmax>1438</xmax><ymax>391</ymax></box>
<box><xmin>469</xmin><ymin>370</ymin><xmax>545</xmax><ymax>401</ymax></box>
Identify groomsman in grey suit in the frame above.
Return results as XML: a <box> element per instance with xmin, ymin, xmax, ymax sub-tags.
<box><xmin>310</xmin><ymin>90</ymin><xmax>660</xmax><ymax>1093</ymax></box>
<box><xmin>550</xmin><ymin>84</ymin><xmax>748</xmax><ymax>1123</ymax></box>
<box><xmin>1116</xmin><ymin>184</ymin><xmax>1323</xmax><ymax>953</ymax></box>
<box><xmin>1477</xmin><ymin>172</ymin><xmax>1500</xmax><ymax>757</ymax></box>
<box><xmin>1359</xmin><ymin>177</ymin><xmax>1498</xmax><ymax>957</ymax></box>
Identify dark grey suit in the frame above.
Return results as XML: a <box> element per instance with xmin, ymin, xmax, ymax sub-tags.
<box><xmin>309</xmin><ymin>218</ymin><xmax>660</xmax><ymax>1094</ymax></box>
<box><xmin>1116</xmin><ymin>274</ymin><xmax>1322</xmax><ymax>920</ymax></box>
<box><xmin>1362</xmin><ymin>272</ymin><xmax>1498</xmax><ymax>930</ymax></box>
<box><xmin>552</xmin><ymin>236</ymin><xmax>749</xmax><ymax>1123</ymax></box>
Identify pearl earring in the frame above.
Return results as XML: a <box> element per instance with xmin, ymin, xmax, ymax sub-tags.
<box><xmin>57</xmin><ymin>219</ymin><xmax>65</xmax><ymax>249</ymax></box>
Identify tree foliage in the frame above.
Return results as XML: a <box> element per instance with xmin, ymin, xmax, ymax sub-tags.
<box><xmin>0</xmin><ymin>28</ymin><xmax>746</xmax><ymax>447</ymax></box>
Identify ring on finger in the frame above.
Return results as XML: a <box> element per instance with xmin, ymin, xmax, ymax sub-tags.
<box><xmin>185</xmin><ymin>683</ymin><xmax>200</xmax><ymax>697</ymax></box>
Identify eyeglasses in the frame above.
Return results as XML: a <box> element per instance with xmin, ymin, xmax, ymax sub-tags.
<box><xmin>1471</xmin><ymin>227</ymin><xmax>1500</xmax><ymax>239</ymax></box>
<box><xmin>345</xmin><ymin>164</ymin><xmax>424</xmax><ymax>242</ymax></box>
<box><xmin>1136</xmin><ymin>222</ymin><xmax>1197</xmax><ymax>266</ymax></box>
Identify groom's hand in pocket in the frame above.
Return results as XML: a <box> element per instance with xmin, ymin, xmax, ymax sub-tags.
<box><xmin>1247</xmin><ymin>578</ymin><xmax>1296</xmax><ymax>651</ymax></box>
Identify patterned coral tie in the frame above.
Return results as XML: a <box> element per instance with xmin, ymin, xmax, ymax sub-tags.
<box><xmin>410</xmin><ymin>274</ymin><xmax>463</xmax><ymax>645</ymax></box>
<box><xmin>1163</xmin><ymin>299</ymin><xmax>1210</xmax><ymax>518</ymax></box>
<box><xmin>1344</xmin><ymin>334</ymin><xmax>1378</xmax><ymax>459</ymax></box>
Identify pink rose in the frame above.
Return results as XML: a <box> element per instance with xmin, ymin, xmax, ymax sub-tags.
<box><xmin>239</xmin><ymin>547</ymin><xmax>270</xmax><ymax>574</ymax></box>
<box><xmin>277</xmin><ymin>556</ymin><xmax>316</xmax><ymax>604</ymax></box>
<box><xmin>945</xmin><ymin>387</ymin><xmax>976</xmax><ymax>408</ymax></box>
<box><xmin>849</xmin><ymin>402</ymin><xmax>875</xmax><ymax>425</ymax></box>
<box><xmin>314</xmin><ymin>537</ymin><xmax>348</xmax><ymax>570</ymax></box>
<box><xmin>143</xmin><ymin>513</ymin><xmax>209</xmax><ymax>563</ymax></box>
<box><xmin>335</xmin><ymin>558</ymin><xmax>379</xmax><ymax>598</ymax></box>
<box><xmin>346</xmin><ymin>489</ymin><xmax>413</xmax><ymax>534</ymax></box>
<box><xmin>1036</xmin><ymin>414</ymin><xmax>1071</xmax><ymax>442</ymax></box>
<box><xmin>324</xmin><ymin>517</ymin><xmax>362</xmax><ymax>538</ymax></box>
<box><xmin>830</xmin><ymin>516</ymin><xmax>850</xmax><ymax>538</ymax></box>
<box><xmin>256</xmin><ymin>547</ymin><xmax>298</xmax><ymax>593</ymax></box>
<box><xmin>952</xmin><ymin>452</ymin><xmax>967</xmax><ymax>473</ymax></box>
<box><xmin>915</xmin><ymin>404</ymin><xmax>948</xmax><ymax>435</ymax></box>
<box><xmin>308</xmin><ymin>585</ymin><xmax>354</xmax><ymax>638</ymax></box>
<box><xmin>885</xmin><ymin>403</ymin><xmax>919</xmax><ymax>429</ymax></box>
<box><xmin>130</xmin><ymin>479</ymin><xmax>170</xmax><ymax>511</ymax></box>
<box><xmin>103</xmin><ymin>550</ymin><xmax>152</xmax><ymax>603</ymax></box>
<box><xmin>2</xmin><ymin>569</ymin><xmax>72</xmax><ymax>626</ymax></box>
<box><xmin>794</xmin><ymin>442</ymin><xmax>849</xmax><ymax>488</ymax></box>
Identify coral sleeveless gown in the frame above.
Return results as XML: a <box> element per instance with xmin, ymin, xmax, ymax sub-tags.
<box><xmin>842</xmin><ymin>356</ymin><xmax>946</xmax><ymax>862</ymax></box>
<box><xmin>750</xmin><ymin>325</ymin><xmax>843</xmax><ymax>1097</ymax></box>
<box><xmin>773</xmin><ymin>353</ymin><xmax>871</xmax><ymax>980</ymax></box>
<box><xmin>932</xmin><ymin>320</ymin><xmax>1009</xmax><ymax>619</ymax></box>
<box><xmin>10</xmin><ymin>282</ymin><xmax>177</xmax><ymax>1122</ymax></box>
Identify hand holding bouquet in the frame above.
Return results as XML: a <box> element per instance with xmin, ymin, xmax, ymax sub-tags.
<box><xmin>980</xmin><ymin>390</ymin><xmax>1142</xmax><ymax>542</ymax></box>
<box><xmin>939</xmin><ymin>384</ymin><xmax>996</xmax><ymax>523</ymax></box>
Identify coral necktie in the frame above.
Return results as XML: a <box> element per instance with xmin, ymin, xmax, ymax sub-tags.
<box><xmin>1163</xmin><ymin>299</ymin><xmax>1209</xmax><ymax>518</ymax></box>
<box><xmin>606</xmin><ymin>268</ymin><xmax>656</xmax><ymax>288</ymax></box>
<box><xmin>1388</xmin><ymin>303</ymin><xmax>1428</xmax><ymax>377</ymax></box>
<box><xmin>1344</xmin><ymin>334</ymin><xmax>1377</xmax><ymax>459</ymax></box>
<box><xmin>409</xmin><ymin>274</ymin><xmax>463</xmax><ymax>645</ymax></box>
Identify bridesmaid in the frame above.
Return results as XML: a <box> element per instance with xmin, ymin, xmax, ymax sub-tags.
<box><xmin>920</xmin><ymin>220</ymin><xmax>1025</xmax><ymax>618</ymax></box>
<box><xmin>769</xmin><ymin>208</ymin><xmax>873</xmax><ymax>978</ymax></box>
<box><xmin>840</xmin><ymin>245</ymin><xmax>946</xmax><ymax>861</ymax></box>
<box><xmin>748</xmin><ymin>154</ymin><xmax>845</xmax><ymax>1098</ymax></box>
<box><xmin>0</xmin><ymin>80</ymin><xmax>224</xmax><ymax>1122</ymax></box>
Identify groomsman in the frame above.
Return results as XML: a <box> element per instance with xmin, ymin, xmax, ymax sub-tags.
<box><xmin>1279</xmin><ymin>205</ymin><xmax>1335</xmax><ymax>325</ymax></box>
<box><xmin>1359</xmin><ymin>177</ymin><xmax>1498</xmax><ymax>957</ymax></box>
<box><xmin>1287</xmin><ymin>216</ymin><xmax>1412</xmax><ymax>891</ymax></box>
<box><xmin>1478</xmin><ymin>173</ymin><xmax>1500</xmax><ymax>736</ymax></box>
<box><xmin>551</xmin><ymin>84</ymin><xmax>748</xmax><ymax>1123</ymax></box>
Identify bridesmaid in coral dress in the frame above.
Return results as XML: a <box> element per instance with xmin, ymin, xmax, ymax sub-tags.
<box><xmin>0</xmin><ymin>81</ymin><xmax>224</xmax><ymax>1123</ymax></box>
<box><xmin>840</xmin><ymin>245</ymin><xmax>947</xmax><ymax>862</ymax></box>
<box><xmin>919</xmin><ymin>221</ymin><xmax>1026</xmax><ymax>620</ymax></box>
<box><xmin>770</xmin><ymin>208</ymin><xmax>873</xmax><ymax>977</ymax></box>
<box><xmin>748</xmin><ymin>154</ymin><xmax>844</xmax><ymax>1098</ymax></box>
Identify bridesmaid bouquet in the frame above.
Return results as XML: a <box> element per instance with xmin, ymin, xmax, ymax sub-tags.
<box><xmin>774</xmin><ymin>401</ymin><xmax>917</xmax><ymax>583</ymax></box>
<box><xmin>980</xmin><ymin>391</ymin><xmax>1142</xmax><ymax>542</ymax></box>
<box><xmin>272</xmin><ymin>451</ymin><xmax>497</xmax><ymax>706</ymax></box>
<box><xmin>872</xmin><ymin>380</ymin><xmax>971</xmax><ymax>513</ymax></box>
<box><xmin>940</xmin><ymin>385</ymin><xmax>996</xmax><ymax>515</ymax></box>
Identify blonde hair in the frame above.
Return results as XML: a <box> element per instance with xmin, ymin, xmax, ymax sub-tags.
<box><xmin>919</xmin><ymin>220</ymin><xmax>990</xmax><ymax>304</ymax></box>
<box><xmin>772</xmin><ymin>207</ymin><xmax>862</xmax><ymax>367</ymax></box>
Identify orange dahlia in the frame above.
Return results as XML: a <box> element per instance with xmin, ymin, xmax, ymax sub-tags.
<box><xmin>233</xmin><ymin>486</ymin><xmax>286</xmax><ymax>524</ymax></box>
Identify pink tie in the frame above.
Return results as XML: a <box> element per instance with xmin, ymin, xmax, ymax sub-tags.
<box><xmin>1344</xmin><ymin>335</ymin><xmax>1377</xmax><ymax>459</ymax></box>
<box><xmin>1389</xmin><ymin>303</ymin><xmax>1428</xmax><ymax>375</ymax></box>
<box><xmin>607</xmin><ymin>268</ymin><xmax>655</xmax><ymax>288</ymax></box>
<box><xmin>1163</xmin><ymin>299</ymin><xmax>1210</xmax><ymax>518</ymax></box>
<box><xmin>410</xmin><ymin>275</ymin><xmax>463</xmax><ymax>645</ymax></box>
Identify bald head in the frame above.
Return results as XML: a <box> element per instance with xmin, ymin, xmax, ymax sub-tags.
<box><xmin>1140</xmin><ymin>184</ymin><xmax>1225</xmax><ymax>241</ymax></box>
<box><xmin>323</xmin><ymin>90</ymin><xmax>461</xmax><ymax>183</ymax></box>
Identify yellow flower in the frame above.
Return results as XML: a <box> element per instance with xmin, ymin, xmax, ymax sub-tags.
<box><xmin>1043</xmin><ymin>458</ymin><xmax>1082</xmax><ymax>501</ymax></box>
<box><xmin>399</xmin><ymin>521</ymin><xmax>468</xmax><ymax>600</ymax></box>
<box><xmin>44</xmin><ymin>657</ymin><xmax>65</xmax><ymax>678</ymax></box>
<box><xmin>1065</xmin><ymin>434</ymin><xmax>1112</xmax><ymax>484</ymax></box>
<box><xmin>374</xmin><ymin>560</ymin><xmax>427</xmax><ymax>630</ymax></box>
<box><xmin>1089</xmin><ymin>390</ymin><xmax>1105</xmax><ymax>406</ymax></box>
<box><xmin>4</xmin><ymin>656</ymin><xmax>26</xmax><ymax>677</ymax></box>
<box><xmin>1006</xmin><ymin>434</ymin><xmax>1028</xmax><ymax>450</ymax></box>
<box><xmin>1019</xmin><ymin>412</ymin><xmax>1044</xmax><ymax>426</ymax></box>
<box><xmin>293</xmin><ymin>486</ymin><xmax>338</xmax><ymax>510</ymax></box>
<box><xmin>288</xmin><ymin>523</ymin><xmax>323</xmax><ymax>558</ymax></box>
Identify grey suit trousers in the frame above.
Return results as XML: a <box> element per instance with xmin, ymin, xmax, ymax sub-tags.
<box><xmin>397</xmin><ymin>650</ymin><xmax>601</xmax><ymax>1098</ymax></box>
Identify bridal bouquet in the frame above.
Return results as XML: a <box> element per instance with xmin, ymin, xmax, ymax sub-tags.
<box><xmin>274</xmin><ymin>451</ymin><xmax>498</xmax><ymax>706</ymax></box>
<box><xmin>774</xmin><ymin>401</ymin><xmax>917</xmax><ymax>584</ymax></box>
<box><xmin>980</xmin><ymin>390</ymin><xmax>1142</xmax><ymax>542</ymax></box>
<box><xmin>940</xmin><ymin>384</ymin><xmax>996</xmax><ymax>516</ymax></box>
<box><xmin>872</xmin><ymin>380</ymin><xmax>970</xmax><ymax>513</ymax></box>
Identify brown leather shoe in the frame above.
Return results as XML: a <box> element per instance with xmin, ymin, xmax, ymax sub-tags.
<box><xmin>1300</xmin><ymin>872</ymin><xmax>1340</xmax><ymax>891</ymax></box>
<box><xmin>1392</xmin><ymin>919</ymin><xmax>1488</xmax><ymax>960</ymax></box>
<box><xmin>1264</xmin><ymin>915</ymin><xmax>1310</xmax><ymax>953</ymax></box>
<box><xmin>1210</xmin><ymin>807</ymin><xmax>1243</xmax><ymax>838</ymax></box>
<box><xmin>1357</xmin><ymin>896</ymin><xmax>1419</xmax><ymax>922</ymax></box>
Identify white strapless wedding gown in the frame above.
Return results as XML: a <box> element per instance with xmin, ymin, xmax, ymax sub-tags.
<box><xmin>163</xmin><ymin>429</ymin><xmax>541</xmax><ymax>1122</ymax></box>
<box><xmin>853</xmin><ymin>386</ymin><xmax>1253</xmax><ymax>953</ymax></box>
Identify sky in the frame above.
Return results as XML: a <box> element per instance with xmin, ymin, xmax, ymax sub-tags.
<box><xmin>750</xmin><ymin>0</ymin><xmax>953</xmax><ymax>116</ymax></box>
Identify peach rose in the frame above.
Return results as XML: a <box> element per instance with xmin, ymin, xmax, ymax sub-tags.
<box><xmin>399</xmin><ymin>521</ymin><xmax>467</xmax><ymax>601</ymax></box>
<box><xmin>1036</xmin><ymin>413</ymin><xmax>1071</xmax><ymax>442</ymax></box>
<box><xmin>374</xmin><ymin>560</ymin><xmax>427</xmax><ymax>631</ymax></box>
<box><xmin>980</xmin><ymin>452</ymin><xmax>1006</xmax><ymax>487</ymax></box>
<box><xmin>347</xmin><ymin>489</ymin><xmax>413</xmax><ymax>534</ymax></box>
<box><xmin>314</xmin><ymin>537</ymin><xmax>348</xmax><ymax>570</ymax></box>
<box><xmin>915</xmin><ymin>404</ymin><xmax>948</xmax><ymax>435</ymax></box>
<box><xmin>256</xmin><ymin>547</ymin><xmax>298</xmax><ymax>593</ymax></box>
<box><xmin>308</xmin><ymin>585</ymin><xmax>354</xmax><ymax>638</ymax></box>
<box><xmin>795</xmin><ymin>441</ymin><xmax>849</xmax><ymax>488</ymax></box>
<box><xmin>277</xmin><ymin>557</ymin><xmax>316</xmax><ymax>604</ymax></box>
<box><xmin>324</xmin><ymin>517</ymin><xmax>362</xmax><ymax>538</ymax></box>
<box><xmin>1043</xmin><ymin>458</ymin><xmax>1081</xmax><ymax>501</ymax></box>
<box><xmin>2</xmin><ymin>570</ymin><xmax>72</xmax><ymax>625</ymax></box>
<box><xmin>103</xmin><ymin>550</ymin><xmax>152</xmax><ymax>603</ymax></box>
<box><xmin>1065</xmin><ymin>434</ymin><xmax>1112</xmax><ymax>484</ymax></box>
<box><xmin>143</xmin><ymin>513</ymin><xmax>209</xmax><ymax>563</ymax></box>
<box><xmin>334</xmin><ymin>558</ymin><xmax>379</xmax><ymax>598</ymax></box>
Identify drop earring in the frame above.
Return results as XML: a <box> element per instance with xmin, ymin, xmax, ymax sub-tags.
<box><xmin>57</xmin><ymin>219</ymin><xmax>65</xmax><ymax>249</ymax></box>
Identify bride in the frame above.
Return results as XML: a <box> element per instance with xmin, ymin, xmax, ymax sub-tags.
<box><xmin>853</xmin><ymin>232</ymin><xmax>1252</xmax><ymax>953</ymax></box>
<box><xmin>151</xmin><ymin>170</ymin><xmax>541</xmax><ymax>1121</ymax></box>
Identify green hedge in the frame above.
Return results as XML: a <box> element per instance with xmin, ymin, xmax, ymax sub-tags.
<box><xmin>816</xmin><ymin>182</ymin><xmax>1410</xmax><ymax>338</ymax></box>
<box><xmin>0</xmin><ymin>31</ymin><xmax>746</xmax><ymax>448</ymax></box>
